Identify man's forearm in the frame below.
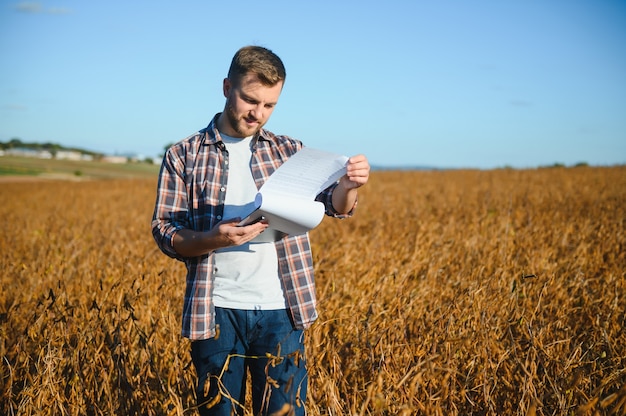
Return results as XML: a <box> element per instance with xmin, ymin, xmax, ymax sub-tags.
<box><xmin>172</xmin><ymin>229</ymin><xmax>216</xmax><ymax>257</ymax></box>
<box><xmin>331</xmin><ymin>183</ymin><xmax>358</xmax><ymax>215</ymax></box>
<box><xmin>172</xmin><ymin>220</ymin><xmax>269</xmax><ymax>257</ymax></box>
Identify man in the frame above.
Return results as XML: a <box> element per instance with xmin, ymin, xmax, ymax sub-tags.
<box><xmin>151</xmin><ymin>45</ymin><xmax>369</xmax><ymax>415</ymax></box>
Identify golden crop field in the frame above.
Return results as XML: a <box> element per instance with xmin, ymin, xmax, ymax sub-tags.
<box><xmin>1</xmin><ymin>166</ymin><xmax>625</xmax><ymax>415</ymax></box>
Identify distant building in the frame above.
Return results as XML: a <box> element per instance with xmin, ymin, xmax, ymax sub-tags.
<box><xmin>5</xmin><ymin>148</ymin><xmax>53</xmax><ymax>159</ymax></box>
<box><xmin>55</xmin><ymin>150</ymin><xmax>83</xmax><ymax>161</ymax></box>
<box><xmin>102</xmin><ymin>155</ymin><xmax>128</xmax><ymax>164</ymax></box>
<box><xmin>115</xmin><ymin>152</ymin><xmax>145</xmax><ymax>162</ymax></box>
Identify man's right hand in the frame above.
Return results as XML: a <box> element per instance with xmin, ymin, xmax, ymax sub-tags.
<box><xmin>172</xmin><ymin>218</ymin><xmax>269</xmax><ymax>258</ymax></box>
<box><xmin>209</xmin><ymin>218</ymin><xmax>269</xmax><ymax>248</ymax></box>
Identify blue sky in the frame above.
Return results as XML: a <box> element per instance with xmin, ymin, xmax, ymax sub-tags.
<box><xmin>1</xmin><ymin>0</ymin><xmax>625</xmax><ymax>169</ymax></box>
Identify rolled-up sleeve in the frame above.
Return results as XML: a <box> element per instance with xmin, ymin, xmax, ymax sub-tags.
<box><xmin>151</xmin><ymin>148</ymin><xmax>189</xmax><ymax>261</ymax></box>
<box><xmin>316</xmin><ymin>182</ymin><xmax>357</xmax><ymax>219</ymax></box>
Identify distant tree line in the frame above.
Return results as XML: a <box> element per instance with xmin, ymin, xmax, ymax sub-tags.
<box><xmin>0</xmin><ymin>138</ymin><xmax>103</xmax><ymax>157</ymax></box>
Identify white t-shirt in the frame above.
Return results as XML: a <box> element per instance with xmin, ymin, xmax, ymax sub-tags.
<box><xmin>212</xmin><ymin>134</ymin><xmax>286</xmax><ymax>310</ymax></box>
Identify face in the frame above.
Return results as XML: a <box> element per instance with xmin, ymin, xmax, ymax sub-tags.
<box><xmin>219</xmin><ymin>72</ymin><xmax>283</xmax><ymax>138</ymax></box>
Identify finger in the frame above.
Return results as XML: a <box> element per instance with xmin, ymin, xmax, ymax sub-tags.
<box><xmin>218</xmin><ymin>217</ymin><xmax>243</xmax><ymax>227</ymax></box>
<box><xmin>347</xmin><ymin>170</ymin><xmax>369</xmax><ymax>185</ymax></box>
<box><xmin>348</xmin><ymin>167</ymin><xmax>370</xmax><ymax>179</ymax></box>
<box><xmin>347</xmin><ymin>157</ymin><xmax>370</xmax><ymax>169</ymax></box>
<box><xmin>348</xmin><ymin>154</ymin><xmax>368</xmax><ymax>166</ymax></box>
<box><xmin>349</xmin><ymin>154</ymin><xmax>367</xmax><ymax>161</ymax></box>
<box><xmin>240</xmin><ymin>221</ymin><xmax>268</xmax><ymax>232</ymax></box>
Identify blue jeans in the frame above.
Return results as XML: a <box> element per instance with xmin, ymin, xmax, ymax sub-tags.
<box><xmin>190</xmin><ymin>307</ymin><xmax>307</xmax><ymax>416</ymax></box>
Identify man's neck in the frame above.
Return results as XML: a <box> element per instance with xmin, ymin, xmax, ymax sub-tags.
<box><xmin>216</xmin><ymin>113</ymin><xmax>235</xmax><ymax>137</ymax></box>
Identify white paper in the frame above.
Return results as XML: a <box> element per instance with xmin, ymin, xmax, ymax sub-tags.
<box><xmin>260</xmin><ymin>147</ymin><xmax>349</xmax><ymax>199</ymax></box>
<box><xmin>239</xmin><ymin>147</ymin><xmax>348</xmax><ymax>240</ymax></box>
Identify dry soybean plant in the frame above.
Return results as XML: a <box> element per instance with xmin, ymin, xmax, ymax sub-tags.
<box><xmin>1</xmin><ymin>166</ymin><xmax>625</xmax><ymax>415</ymax></box>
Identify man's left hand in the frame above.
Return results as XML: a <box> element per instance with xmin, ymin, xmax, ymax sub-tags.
<box><xmin>341</xmin><ymin>154</ymin><xmax>370</xmax><ymax>190</ymax></box>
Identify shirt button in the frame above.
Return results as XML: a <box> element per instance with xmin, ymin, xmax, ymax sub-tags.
<box><xmin>216</xmin><ymin>215</ymin><xmax>222</xmax><ymax>220</ymax></box>
<box><xmin>220</xmin><ymin>186</ymin><xmax>226</xmax><ymax>192</ymax></box>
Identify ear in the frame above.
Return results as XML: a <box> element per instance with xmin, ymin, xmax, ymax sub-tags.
<box><xmin>222</xmin><ymin>78</ymin><xmax>231</xmax><ymax>98</ymax></box>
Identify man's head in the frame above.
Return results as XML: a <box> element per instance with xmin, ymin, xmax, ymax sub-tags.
<box><xmin>227</xmin><ymin>45</ymin><xmax>286</xmax><ymax>88</ymax></box>
<box><xmin>218</xmin><ymin>46</ymin><xmax>287</xmax><ymax>138</ymax></box>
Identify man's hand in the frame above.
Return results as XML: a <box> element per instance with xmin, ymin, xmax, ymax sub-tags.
<box><xmin>208</xmin><ymin>218</ymin><xmax>269</xmax><ymax>248</ymax></box>
<box><xmin>340</xmin><ymin>154</ymin><xmax>370</xmax><ymax>190</ymax></box>
<box><xmin>332</xmin><ymin>154</ymin><xmax>370</xmax><ymax>214</ymax></box>
<box><xmin>172</xmin><ymin>218</ymin><xmax>268</xmax><ymax>257</ymax></box>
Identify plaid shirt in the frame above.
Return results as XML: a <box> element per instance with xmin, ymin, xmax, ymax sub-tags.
<box><xmin>151</xmin><ymin>114</ymin><xmax>353</xmax><ymax>340</ymax></box>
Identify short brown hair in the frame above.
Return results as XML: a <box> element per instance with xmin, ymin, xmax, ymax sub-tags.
<box><xmin>227</xmin><ymin>45</ymin><xmax>286</xmax><ymax>87</ymax></box>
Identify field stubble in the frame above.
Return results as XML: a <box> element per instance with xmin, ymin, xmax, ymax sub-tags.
<box><xmin>1</xmin><ymin>167</ymin><xmax>624</xmax><ymax>415</ymax></box>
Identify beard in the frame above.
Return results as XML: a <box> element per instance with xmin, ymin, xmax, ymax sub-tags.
<box><xmin>224</xmin><ymin>101</ymin><xmax>262</xmax><ymax>138</ymax></box>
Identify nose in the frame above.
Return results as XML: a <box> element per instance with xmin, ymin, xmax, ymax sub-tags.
<box><xmin>250</xmin><ymin>103</ymin><xmax>264</xmax><ymax>120</ymax></box>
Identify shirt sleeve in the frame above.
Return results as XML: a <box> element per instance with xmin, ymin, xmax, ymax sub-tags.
<box><xmin>151</xmin><ymin>147</ymin><xmax>189</xmax><ymax>261</ymax></box>
<box><xmin>316</xmin><ymin>182</ymin><xmax>357</xmax><ymax>219</ymax></box>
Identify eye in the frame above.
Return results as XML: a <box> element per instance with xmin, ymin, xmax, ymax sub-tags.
<box><xmin>240</xmin><ymin>93</ymin><xmax>257</xmax><ymax>104</ymax></box>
